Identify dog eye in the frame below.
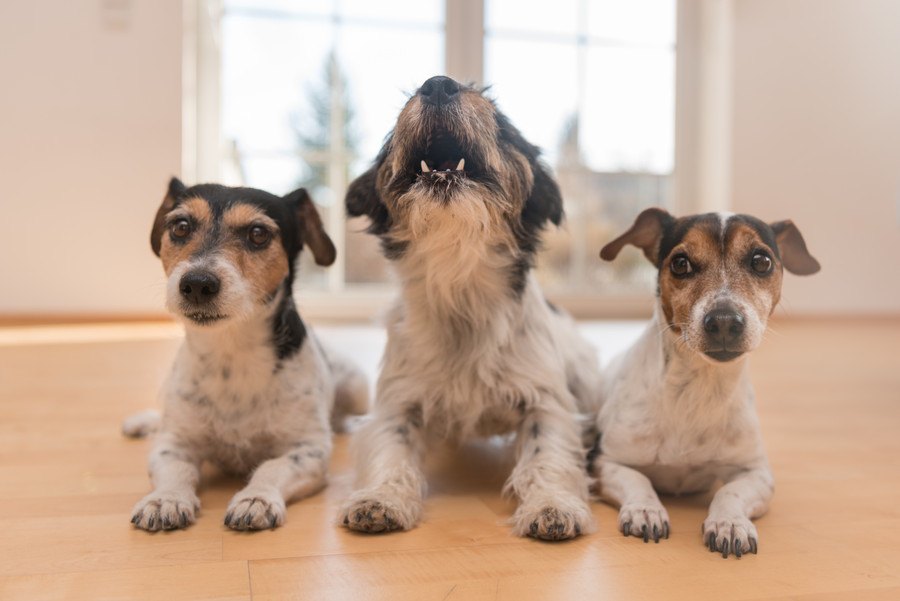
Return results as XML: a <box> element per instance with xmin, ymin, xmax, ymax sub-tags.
<box><xmin>751</xmin><ymin>252</ymin><xmax>773</xmax><ymax>274</ymax></box>
<box><xmin>170</xmin><ymin>219</ymin><xmax>191</xmax><ymax>240</ymax></box>
<box><xmin>248</xmin><ymin>225</ymin><xmax>272</xmax><ymax>248</ymax></box>
<box><xmin>670</xmin><ymin>254</ymin><xmax>693</xmax><ymax>277</ymax></box>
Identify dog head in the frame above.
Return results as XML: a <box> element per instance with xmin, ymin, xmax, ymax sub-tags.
<box><xmin>150</xmin><ymin>178</ymin><xmax>335</xmax><ymax>328</ymax></box>
<box><xmin>345</xmin><ymin>75</ymin><xmax>563</xmax><ymax>290</ymax></box>
<box><xmin>601</xmin><ymin>209</ymin><xmax>820</xmax><ymax>362</ymax></box>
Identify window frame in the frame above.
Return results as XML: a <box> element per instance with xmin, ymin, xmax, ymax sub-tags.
<box><xmin>185</xmin><ymin>0</ymin><xmax>728</xmax><ymax>320</ymax></box>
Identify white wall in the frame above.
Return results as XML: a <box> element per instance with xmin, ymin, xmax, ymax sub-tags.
<box><xmin>0</xmin><ymin>1</ymin><xmax>182</xmax><ymax>316</ymax></box>
<box><xmin>730</xmin><ymin>0</ymin><xmax>900</xmax><ymax>315</ymax></box>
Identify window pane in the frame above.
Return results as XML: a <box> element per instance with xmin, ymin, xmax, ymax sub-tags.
<box><xmin>486</xmin><ymin>0</ymin><xmax>578</xmax><ymax>35</ymax></box>
<box><xmin>587</xmin><ymin>0</ymin><xmax>676</xmax><ymax>45</ymax></box>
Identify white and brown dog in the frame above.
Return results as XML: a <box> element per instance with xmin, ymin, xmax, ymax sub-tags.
<box><xmin>592</xmin><ymin>208</ymin><xmax>820</xmax><ymax>557</ymax></box>
<box><xmin>124</xmin><ymin>179</ymin><xmax>368</xmax><ymax>532</ymax></box>
<box><xmin>338</xmin><ymin>76</ymin><xmax>602</xmax><ymax>540</ymax></box>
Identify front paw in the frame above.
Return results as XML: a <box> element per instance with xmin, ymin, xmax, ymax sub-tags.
<box><xmin>131</xmin><ymin>490</ymin><xmax>199</xmax><ymax>531</ymax></box>
<box><xmin>514</xmin><ymin>501</ymin><xmax>592</xmax><ymax>541</ymax></box>
<box><xmin>339</xmin><ymin>490</ymin><xmax>420</xmax><ymax>534</ymax></box>
<box><xmin>225</xmin><ymin>489</ymin><xmax>286</xmax><ymax>531</ymax></box>
<box><xmin>619</xmin><ymin>502</ymin><xmax>670</xmax><ymax>543</ymax></box>
<box><xmin>702</xmin><ymin>514</ymin><xmax>758</xmax><ymax>558</ymax></box>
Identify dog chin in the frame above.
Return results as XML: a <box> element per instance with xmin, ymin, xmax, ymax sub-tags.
<box><xmin>180</xmin><ymin>311</ymin><xmax>229</xmax><ymax>327</ymax></box>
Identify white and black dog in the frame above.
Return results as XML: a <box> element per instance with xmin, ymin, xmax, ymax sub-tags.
<box><xmin>125</xmin><ymin>179</ymin><xmax>368</xmax><ymax>531</ymax></box>
<box><xmin>593</xmin><ymin>209</ymin><xmax>819</xmax><ymax>557</ymax></box>
<box><xmin>338</xmin><ymin>76</ymin><xmax>602</xmax><ymax>540</ymax></box>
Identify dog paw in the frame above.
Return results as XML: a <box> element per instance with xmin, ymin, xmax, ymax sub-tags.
<box><xmin>131</xmin><ymin>490</ymin><xmax>199</xmax><ymax>531</ymax></box>
<box><xmin>340</xmin><ymin>498</ymin><xmax>411</xmax><ymax>533</ymax></box>
<box><xmin>514</xmin><ymin>502</ymin><xmax>591</xmax><ymax>541</ymax></box>
<box><xmin>224</xmin><ymin>489</ymin><xmax>286</xmax><ymax>531</ymax></box>
<box><xmin>702</xmin><ymin>514</ymin><xmax>758</xmax><ymax>558</ymax></box>
<box><xmin>619</xmin><ymin>502</ymin><xmax>670</xmax><ymax>543</ymax></box>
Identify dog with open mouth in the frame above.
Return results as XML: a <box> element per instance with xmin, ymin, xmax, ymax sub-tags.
<box><xmin>124</xmin><ymin>179</ymin><xmax>368</xmax><ymax>532</ymax></box>
<box><xmin>592</xmin><ymin>208</ymin><xmax>820</xmax><ymax>557</ymax></box>
<box><xmin>338</xmin><ymin>76</ymin><xmax>602</xmax><ymax>540</ymax></box>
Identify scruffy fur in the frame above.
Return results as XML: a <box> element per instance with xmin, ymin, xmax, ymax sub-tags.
<box><xmin>593</xmin><ymin>209</ymin><xmax>820</xmax><ymax>557</ymax></box>
<box><xmin>125</xmin><ymin>179</ymin><xmax>367</xmax><ymax>532</ymax></box>
<box><xmin>339</xmin><ymin>76</ymin><xmax>602</xmax><ymax>540</ymax></box>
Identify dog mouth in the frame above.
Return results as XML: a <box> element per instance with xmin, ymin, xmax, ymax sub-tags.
<box><xmin>184</xmin><ymin>312</ymin><xmax>228</xmax><ymax>326</ymax></box>
<box><xmin>703</xmin><ymin>349</ymin><xmax>745</xmax><ymax>362</ymax></box>
<box><xmin>410</xmin><ymin>130</ymin><xmax>480</xmax><ymax>187</ymax></box>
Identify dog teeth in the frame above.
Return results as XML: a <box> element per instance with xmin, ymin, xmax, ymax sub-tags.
<box><xmin>421</xmin><ymin>160</ymin><xmax>430</xmax><ymax>173</ymax></box>
<box><xmin>456</xmin><ymin>158</ymin><xmax>465</xmax><ymax>171</ymax></box>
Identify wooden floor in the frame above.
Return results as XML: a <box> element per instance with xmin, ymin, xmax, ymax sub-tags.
<box><xmin>0</xmin><ymin>319</ymin><xmax>898</xmax><ymax>601</ymax></box>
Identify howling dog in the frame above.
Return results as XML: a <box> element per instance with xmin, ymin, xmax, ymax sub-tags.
<box><xmin>338</xmin><ymin>76</ymin><xmax>601</xmax><ymax>540</ymax></box>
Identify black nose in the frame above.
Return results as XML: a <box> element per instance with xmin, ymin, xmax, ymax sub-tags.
<box><xmin>703</xmin><ymin>307</ymin><xmax>745</xmax><ymax>346</ymax></box>
<box><xmin>419</xmin><ymin>75</ymin><xmax>460</xmax><ymax>106</ymax></box>
<box><xmin>179</xmin><ymin>271</ymin><xmax>220</xmax><ymax>304</ymax></box>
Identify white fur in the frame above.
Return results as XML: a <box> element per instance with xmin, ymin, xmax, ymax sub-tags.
<box><xmin>594</xmin><ymin>303</ymin><xmax>773</xmax><ymax>555</ymax></box>
<box><xmin>339</xmin><ymin>204</ymin><xmax>602</xmax><ymax>539</ymax></box>
<box><xmin>128</xmin><ymin>287</ymin><xmax>368</xmax><ymax>532</ymax></box>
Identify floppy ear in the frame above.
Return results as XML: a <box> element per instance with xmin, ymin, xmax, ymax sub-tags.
<box><xmin>600</xmin><ymin>207</ymin><xmax>673</xmax><ymax>264</ymax></box>
<box><xmin>346</xmin><ymin>164</ymin><xmax>391</xmax><ymax>235</ymax></box>
<box><xmin>523</xmin><ymin>161</ymin><xmax>564</xmax><ymax>228</ymax></box>
<box><xmin>285</xmin><ymin>188</ymin><xmax>336</xmax><ymax>267</ymax></box>
<box><xmin>770</xmin><ymin>220</ymin><xmax>820</xmax><ymax>275</ymax></box>
<box><xmin>150</xmin><ymin>177</ymin><xmax>186</xmax><ymax>256</ymax></box>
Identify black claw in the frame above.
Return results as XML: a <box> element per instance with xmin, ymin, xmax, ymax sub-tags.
<box><xmin>269</xmin><ymin>514</ymin><xmax>277</xmax><ymax>529</ymax></box>
<box><xmin>530</xmin><ymin>521</ymin><xmax>538</xmax><ymax>535</ymax></box>
<box><xmin>652</xmin><ymin>524</ymin><xmax>659</xmax><ymax>543</ymax></box>
<box><xmin>721</xmin><ymin>539</ymin><xmax>730</xmax><ymax>558</ymax></box>
<box><xmin>734</xmin><ymin>539</ymin><xmax>742</xmax><ymax>558</ymax></box>
<box><xmin>161</xmin><ymin>515</ymin><xmax>171</xmax><ymax>529</ymax></box>
<box><xmin>574</xmin><ymin>523</ymin><xmax>582</xmax><ymax>536</ymax></box>
<box><xmin>707</xmin><ymin>532</ymin><xmax>717</xmax><ymax>552</ymax></box>
<box><xmin>622</xmin><ymin>521</ymin><xmax>631</xmax><ymax>537</ymax></box>
<box><xmin>642</xmin><ymin>524</ymin><xmax>649</xmax><ymax>543</ymax></box>
<box><xmin>749</xmin><ymin>537</ymin><xmax>758</xmax><ymax>554</ymax></box>
<box><xmin>180</xmin><ymin>511</ymin><xmax>189</xmax><ymax>527</ymax></box>
<box><xmin>355</xmin><ymin>511</ymin><xmax>364</xmax><ymax>523</ymax></box>
<box><xmin>224</xmin><ymin>511</ymin><xmax>233</xmax><ymax>526</ymax></box>
<box><xmin>343</xmin><ymin>515</ymin><xmax>349</xmax><ymax>525</ymax></box>
<box><xmin>243</xmin><ymin>513</ymin><xmax>252</xmax><ymax>526</ymax></box>
<box><xmin>663</xmin><ymin>521</ymin><xmax>670</xmax><ymax>539</ymax></box>
<box><xmin>131</xmin><ymin>513</ymin><xmax>139</xmax><ymax>525</ymax></box>
<box><xmin>147</xmin><ymin>515</ymin><xmax>156</xmax><ymax>530</ymax></box>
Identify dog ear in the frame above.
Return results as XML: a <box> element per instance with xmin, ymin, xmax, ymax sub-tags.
<box><xmin>770</xmin><ymin>220</ymin><xmax>820</xmax><ymax>275</ymax></box>
<box><xmin>285</xmin><ymin>188</ymin><xmax>336</xmax><ymax>267</ymax></box>
<box><xmin>600</xmin><ymin>207</ymin><xmax>673</xmax><ymax>264</ymax></box>
<box><xmin>150</xmin><ymin>177</ymin><xmax>186</xmax><ymax>256</ymax></box>
<box><xmin>523</xmin><ymin>161</ymin><xmax>564</xmax><ymax>228</ymax></box>
<box><xmin>346</xmin><ymin>163</ymin><xmax>392</xmax><ymax>235</ymax></box>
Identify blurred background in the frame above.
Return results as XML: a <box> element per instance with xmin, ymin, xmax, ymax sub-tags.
<box><xmin>1</xmin><ymin>0</ymin><xmax>898</xmax><ymax>322</ymax></box>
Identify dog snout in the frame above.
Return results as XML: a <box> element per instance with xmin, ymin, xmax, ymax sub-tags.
<box><xmin>179</xmin><ymin>271</ymin><xmax>220</xmax><ymax>304</ymax></box>
<box><xmin>703</xmin><ymin>307</ymin><xmax>745</xmax><ymax>346</ymax></box>
<box><xmin>419</xmin><ymin>75</ymin><xmax>460</xmax><ymax>107</ymax></box>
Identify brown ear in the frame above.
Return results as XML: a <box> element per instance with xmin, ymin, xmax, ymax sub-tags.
<box><xmin>770</xmin><ymin>220</ymin><xmax>820</xmax><ymax>275</ymax></box>
<box><xmin>150</xmin><ymin>177</ymin><xmax>186</xmax><ymax>256</ymax></box>
<box><xmin>287</xmin><ymin>188</ymin><xmax>336</xmax><ymax>267</ymax></box>
<box><xmin>600</xmin><ymin>208</ymin><xmax>673</xmax><ymax>264</ymax></box>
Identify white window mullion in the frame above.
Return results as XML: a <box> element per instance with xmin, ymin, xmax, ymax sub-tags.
<box><xmin>445</xmin><ymin>0</ymin><xmax>484</xmax><ymax>85</ymax></box>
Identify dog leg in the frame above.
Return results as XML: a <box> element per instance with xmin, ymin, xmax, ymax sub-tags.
<box><xmin>703</xmin><ymin>464</ymin><xmax>773</xmax><ymax>558</ymax></box>
<box><xmin>597</xmin><ymin>458</ymin><xmax>670</xmax><ymax>542</ymax></box>
<box><xmin>339</xmin><ymin>405</ymin><xmax>426</xmax><ymax>533</ymax></box>
<box><xmin>131</xmin><ymin>432</ymin><xmax>201</xmax><ymax>531</ymax></box>
<box><xmin>224</xmin><ymin>430</ymin><xmax>332</xmax><ymax>531</ymax></box>
<box><xmin>507</xmin><ymin>407</ymin><xmax>593</xmax><ymax>541</ymax></box>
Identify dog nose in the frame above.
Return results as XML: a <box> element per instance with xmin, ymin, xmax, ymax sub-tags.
<box><xmin>703</xmin><ymin>308</ymin><xmax>745</xmax><ymax>345</ymax></box>
<box><xmin>179</xmin><ymin>271</ymin><xmax>220</xmax><ymax>304</ymax></box>
<box><xmin>419</xmin><ymin>75</ymin><xmax>460</xmax><ymax>106</ymax></box>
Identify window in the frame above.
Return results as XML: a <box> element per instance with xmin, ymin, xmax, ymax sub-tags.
<box><xmin>203</xmin><ymin>0</ymin><xmax>677</xmax><ymax>313</ymax></box>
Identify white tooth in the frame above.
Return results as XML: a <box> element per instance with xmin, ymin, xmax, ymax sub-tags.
<box><xmin>421</xmin><ymin>160</ymin><xmax>430</xmax><ymax>173</ymax></box>
<box><xmin>456</xmin><ymin>158</ymin><xmax>465</xmax><ymax>171</ymax></box>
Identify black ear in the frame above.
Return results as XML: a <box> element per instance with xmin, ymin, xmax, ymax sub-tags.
<box><xmin>284</xmin><ymin>188</ymin><xmax>336</xmax><ymax>267</ymax></box>
<box><xmin>346</xmin><ymin>165</ymin><xmax>391</xmax><ymax>235</ymax></box>
<box><xmin>600</xmin><ymin>207</ymin><xmax>674</xmax><ymax>265</ymax></box>
<box><xmin>150</xmin><ymin>177</ymin><xmax>186</xmax><ymax>256</ymax></box>
<box><xmin>523</xmin><ymin>161</ymin><xmax>564</xmax><ymax>229</ymax></box>
<box><xmin>770</xmin><ymin>220</ymin><xmax>820</xmax><ymax>275</ymax></box>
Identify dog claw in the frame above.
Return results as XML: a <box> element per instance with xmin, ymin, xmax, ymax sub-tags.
<box><xmin>663</xmin><ymin>521</ymin><xmax>670</xmax><ymax>539</ymax></box>
<box><xmin>721</xmin><ymin>539</ymin><xmax>730</xmax><ymax>558</ymax></box>
<box><xmin>734</xmin><ymin>539</ymin><xmax>742</xmax><ymax>558</ymax></box>
<box><xmin>707</xmin><ymin>532</ymin><xmax>717</xmax><ymax>552</ymax></box>
<box><xmin>749</xmin><ymin>537</ymin><xmax>758</xmax><ymax>554</ymax></box>
<box><xmin>642</xmin><ymin>524</ymin><xmax>649</xmax><ymax>543</ymax></box>
<box><xmin>652</xmin><ymin>524</ymin><xmax>660</xmax><ymax>543</ymax></box>
<box><xmin>622</xmin><ymin>521</ymin><xmax>631</xmax><ymax>537</ymax></box>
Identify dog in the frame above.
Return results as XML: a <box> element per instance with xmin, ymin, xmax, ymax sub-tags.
<box><xmin>592</xmin><ymin>208</ymin><xmax>820</xmax><ymax>557</ymax></box>
<box><xmin>337</xmin><ymin>75</ymin><xmax>602</xmax><ymax>540</ymax></box>
<box><xmin>124</xmin><ymin>178</ymin><xmax>368</xmax><ymax>531</ymax></box>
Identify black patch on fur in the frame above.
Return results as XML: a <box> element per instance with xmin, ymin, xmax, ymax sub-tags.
<box><xmin>531</xmin><ymin>422</ymin><xmax>540</xmax><ymax>439</ymax></box>
<box><xmin>271</xmin><ymin>283</ymin><xmax>307</xmax><ymax>360</ymax></box>
<box><xmin>585</xmin><ymin>432</ymin><xmax>602</xmax><ymax>475</ymax></box>
<box><xmin>729</xmin><ymin>214</ymin><xmax>781</xmax><ymax>260</ymax></box>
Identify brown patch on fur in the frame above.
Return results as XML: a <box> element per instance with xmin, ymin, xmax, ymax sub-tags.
<box><xmin>158</xmin><ymin>198</ymin><xmax>213</xmax><ymax>275</ymax></box>
<box><xmin>724</xmin><ymin>222</ymin><xmax>783</xmax><ymax>317</ymax></box>
<box><xmin>219</xmin><ymin>205</ymin><xmax>289</xmax><ymax>301</ymax></box>
<box><xmin>658</xmin><ymin>222</ymin><xmax>722</xmax><ymax>330</ymax></box>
